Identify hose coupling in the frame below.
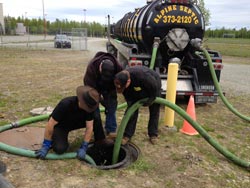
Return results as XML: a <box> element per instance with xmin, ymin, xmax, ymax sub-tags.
<box><xmin>190</xmin><ymin>38</ymin><xmax>202</xmax><ymax>50</ymax></box>
<box><xmin>153</xmin><ymin>37</ymin><xmax>160</xmax><ymax>48</ymax></box>
<box><xmin>10</xmin><ymin>122</ymin><xmax>19</xmax><ymax>128</ymax></box>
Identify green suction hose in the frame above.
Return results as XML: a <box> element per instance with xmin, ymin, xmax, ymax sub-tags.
<box><xmin>0</xmin><ymin>114</ymin><xmax>49</xmax><ymax>132</ymax></box>
<box><xmin>112</xmin><ymin>97</ymin><xmax>250</xmax><ymax>169</ymax></box>
<box><xmin>0</xmin><ymin>114</ymin><xmax>96</xmax><ymax>165</ymax></box>
<box><xmin>112</xmin><ymin>101</ymin><xmax>143</xmax><ymax>165</ymax></box>
<box><xmin>202</xmin><ymin>47</ymin><xmax>250</xmax><ymax>122</ymax></box>
<box><xmin>0</xmin><ymin>101</ymin><xmax>129</xmax><ymax>165</ymax></box>
<box><xmin>149</xmin><ymin>37</ymin><xmax>160</xmax><ymax>70</ymax></box>
<box><xmin>0</xmin><ymin>142</ymin><xmax>95</xmax><ymax>163</ymax></box>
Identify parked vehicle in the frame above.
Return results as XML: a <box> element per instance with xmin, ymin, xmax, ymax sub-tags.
<box><xmin>106</xmin><ymin>0</ymin><xmax>223</xmax><ymax>104</ymax></box>
<box><xmin>54</xmin><ymin>34</ymin><xmax>71</xmax><ymax>48</ymax></box>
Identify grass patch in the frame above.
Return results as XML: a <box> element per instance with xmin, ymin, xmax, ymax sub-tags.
<box><xmin>0</xmin><ymin>121</ymin><xmax>9</xmax><ymax>126</ymax></box>
<box><xmin>128</xmin><ymin>157</ymin><xmax>154</xmax><ymax>172</ymax></box>
<box><xmin>202</xmin><ymin>124</ymin><xmax>215</xmax><ymax>132</ymax></box>
<box><xmin>204</xmin><ymin>38</ymin><xmax>250</xmax><ymax>58</ymax></box>
<box><xmin>216</xmin><ymin>134</ymin><xmax>226</xmax><ymax>139</ymax></box>
<box><xmin>0</xmin><ymin>100</ymin><xmax>6</xmax><ymax>108</ymax></box>
<box><xmin>1</xmin><ymin>46</ymin><xmax>250</xmax><ymax>187</ymax></box>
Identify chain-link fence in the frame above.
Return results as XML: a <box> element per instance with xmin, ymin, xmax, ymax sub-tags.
<box><xmin>0</xmin><ymin>28</ymin><xmax>88</xmax><ymax>50</ymax></box>
<box><xmin>71</xmin><ymin>28</ymin><xmax>88</xmax><ymax>51</ymax></box>
<box><xmin>0</xmin><ymin>34</ymin><xmax>54</xmax><ymax>49</ymax></box>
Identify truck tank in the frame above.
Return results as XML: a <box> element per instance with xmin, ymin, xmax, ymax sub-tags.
<box><xmin>107</xmin><ymin>0</ymin><xmax>223</xmax><ymax>104</ymax></box>
<box><xmin>113</xmin><ymin>0</ymin><xmax>205</xmax><ymax>54</ymax></box>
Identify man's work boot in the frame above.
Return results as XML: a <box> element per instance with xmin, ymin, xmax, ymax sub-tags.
<box><xmin>107</xmin><ymin>132</ymin><xmax>117</xmax><ymax>140</ymax></box>
<box><xmin>149</xmin><ymin>136</ymin><xmax>158</xmax><ymax>145</ymax></box>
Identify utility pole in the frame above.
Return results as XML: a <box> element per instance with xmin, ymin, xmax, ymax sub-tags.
<box><xmin>83</xmin><ymin>9</ymin><xmax>86</xmax><ymax>25</ymax></box>
<box><xmin>42</xmin><ymin>0</ymin><xmax>46</xmax><ymax>39</ymax></box>
<box><xmin>107</xmin><ymin>15</ymin><xmax>110</xmax><ymax>43</ymax></box>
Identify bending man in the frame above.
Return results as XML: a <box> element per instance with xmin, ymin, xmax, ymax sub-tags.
<box><xmin>114</xmin><ymin>66</ymin><xmax>161</xmax><ymax>145</ymax></box>
<box><xmin>83</xmin><ymin>51</ymin><xmax>123</xmax><ymax>138</ymax></box>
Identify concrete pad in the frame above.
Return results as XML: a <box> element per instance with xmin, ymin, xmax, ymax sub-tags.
<box><xmin>29</xmin><ymin>106</ymin><xmax>54</xmax><ymax>116</ymax></box>
<box><xmin>0</xmin><ymin>127</ymin><xmax>44</xmax><ymax>150</ymax></box>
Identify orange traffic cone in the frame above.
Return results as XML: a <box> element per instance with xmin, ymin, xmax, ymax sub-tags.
<box><xmin>180</xmin><ymin>95</ymin><xmax>199</xmax><ymax>136</ymax></box>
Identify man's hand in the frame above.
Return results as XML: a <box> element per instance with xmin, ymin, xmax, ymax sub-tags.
<box><xmin>35</xmin><ymin>139</ymin><xmax>52</xmax><ymax>159</ymax></box>
<box><xmin>77</xmin><ymin>141</ymin><xmax>89</xmax><ymax>160</ymax></box>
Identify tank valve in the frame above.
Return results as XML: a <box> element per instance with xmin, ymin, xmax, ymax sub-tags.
<box><xmin>190</xmin><ymin>38</ymin><xmax>202</xmax><ymax>50</ymax></box>
<box><xmin>169</xmin><ymin>57</ymin><xmax>181</xmax><ymax>71</ymax></box>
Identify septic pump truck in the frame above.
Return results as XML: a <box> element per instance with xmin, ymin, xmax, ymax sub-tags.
<box><xmin>106</xmin><ymin>0</ymin><xmax>223</xmax><ymax>104</ymax></box>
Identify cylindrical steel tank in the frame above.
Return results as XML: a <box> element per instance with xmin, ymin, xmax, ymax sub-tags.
<box><xmin>113</xmin><ymin>0</ymin><xmax>205</xmax><ymax>53</ymax></box>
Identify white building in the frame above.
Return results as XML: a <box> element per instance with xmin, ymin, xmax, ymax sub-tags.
<box><xmin>15</xmin><ymin>23</ymin><xmax>26</xmax><ymax>35</ymax></box>
<box><xmin>0</xmin><ymin>3</ymin><xmax>5</xmax><ymax>34</ymax></box>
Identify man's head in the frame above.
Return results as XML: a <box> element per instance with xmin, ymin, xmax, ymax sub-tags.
<box><xmin>100</xmin><ymin>59</ymin><xmax>115</xmax><ymax>82</ymax></box>
<box><xmin>76</xmin><ymin>86</ymin><xmax>100</xmax><ymax>112</ymax></box>
<box><xmin>114</xmin><ymin>70</ymin><xmax>130</xmax><ymax>93</ymax></box>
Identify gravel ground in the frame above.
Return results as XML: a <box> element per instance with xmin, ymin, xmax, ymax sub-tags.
<box><xmin>220</xmin><ymin>59</ymin><xmax>250</xmax><ymax>95</ymax></box>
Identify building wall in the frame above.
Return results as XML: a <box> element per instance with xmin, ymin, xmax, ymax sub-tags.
<box><xmin>16</xmin><ymin>23</ymin><xmax>26</xmax><ymax>35</ymax></box>
<box><xmin>0</xmin><ymin>3</ymin><xmax>5</xmax><ymax>34</ymax></box>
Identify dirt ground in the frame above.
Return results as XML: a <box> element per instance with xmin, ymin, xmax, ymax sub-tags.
<box><xmin>0</xmin><ymin>39</ymin><xmax>250</xmax><ymax>188</ymax></box>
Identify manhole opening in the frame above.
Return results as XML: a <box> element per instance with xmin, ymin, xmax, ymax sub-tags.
<box><xmin>86</xmin><ymin>143</ymin><xmax>140</xmax><ymax>170</ymax></box>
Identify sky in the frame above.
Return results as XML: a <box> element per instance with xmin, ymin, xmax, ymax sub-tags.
<box><xmin>0</xmin><ymin>0</ymin><xmax>249</xmax><ymax>29</ymax></box>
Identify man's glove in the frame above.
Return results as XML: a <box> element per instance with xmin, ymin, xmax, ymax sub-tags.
<box><xmin>142</xmin><ymin>97</ymin><xmax>155</xmax><ymax>106</ymax></box>
<box><xmin>77</xmin><ymin>141</ymin><xmax>89</xmax><ymax>160</ymax></box>
<box><xmin>35</xmin><ymin>139</ymin><xmax>52</xmax><ymax>159</ymax></box>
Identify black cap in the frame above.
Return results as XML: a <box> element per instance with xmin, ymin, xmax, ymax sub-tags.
<box><xmin>114</xmin><ymin>71</ymin><xmax>129</xmax><ymax>93</ymax></box>
<box><xmin>101</xmin><ymin>59</ymin><xmax>115</xmax><ymax>82</ymax></box>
